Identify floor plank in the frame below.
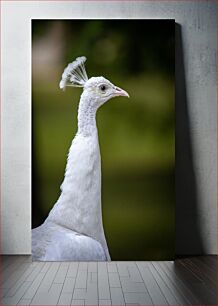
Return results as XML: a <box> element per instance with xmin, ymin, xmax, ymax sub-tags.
<box><xmin>54</xmin><ymin>262</ymin><xmax>69</xmax><ymax>284</ymax></box>
<box><xmin>137</xmin><ymin>262</ymin><xmax>168</xmax><ymax>305</ymax></box>
<box><xmin>174</xmin><ymin>258</ymin><xmax>217</xmax><ymax>304</ymax></box>
<box><xmin>36</xmin><ymin>262</ymin><xmax>60</xmax><ymax>293</ymax></box>
<box><xmin>108</xmin><ymin>271</ymin><xmax>121</xmax><ymax>287</ymax></box>
<box><xmin>30</xmin><ymin>283</ymin><xmax>63</xmax><ymax>305</ymax></box>
<box><xmin>4</xmin><ymin>262</ymin><xmax>43</xmax><ymax>297</ymax></box>
<box><xmin>71</xmin><ymin>299</ymin><xmax>85</xmax><ymax>305</ymax></box>
<box><xmin>75</xmin><ymin>263</ymin><xmax>87</xmax><ymax>289</ymax></box>
<box><xmin>2</xmin><ymin>281</ymin><xmax>32</xmax><ymax>305</ymax></box>
<box><xmin>99</xmin><ymin>299</ymin><xmax>112</xmax><ymax>305</ymax></box>
<box><xmin>147</xmin><ymin>262</ymin><xmax>180</xmax><ymax>304</ymax></box>
<box><xmin>2</xmin><ymin>257</ymin><xmax>29</xmax><ymax>286</ymax></box>
<box><xmin>98</xmin><ymin>262</ymin><xmax>110</xmax><ymax>300</ymax></box>
<box><xmin>158</xmin><ymin>261</ymin><xmax>201</xmax><ymax>304</ymax></box>
<box><xmin>124</xmin><ymin>291</ymin><xmax>153</xmax><ymax>305</ymax></box>
<box><xmin>1</xmin><ymin>256</ymin><xmax>14</xmax><ymax>272</ymax></box>
<box><xmin>17</xmin><ymin>298</ymin><xmax>31</xmax><ymax>305</ymax></box>
<box><xmin>57</xmin><ymin>292</ymin><xmax>72</xmax><ymax>305</ymax></box>
<box><xmin>107</xmin><ymin>262</ymin><xmax>117</xmax><ymax>273</ymax></box>
<box><xmin>62</xmin><ymin>276</ymin><xmax>76</xmax><ymax>293</ymax></box>
<box><xmin>151</xmin><ymin>261</ymin><xmax>191</xmax><ymax>304</ymax></box>
<box><xmin>23</xmin><ymin>262</ymin><xmax>51</xmax><ymax>300</ymax></box>
<box><xmin>2</xmin><ymin>261</ymin><xmax>34</xmax><ymax>293</ymax></box>
<box><xmin>110</xmin><ymin>287</ymin><xmax>125</xmax><ymax>305</ymax></box>
<box><xmin>186</xmin><ymin>256</ymin><xmax>216</xmax><ymax>286</ymax></box>
<box><xmin>199</xmin><ymin>255</ymin><xmax>217</xmax><ymax>272</ymax></box>
<box><xmin>0</xmin><ymin>256</ymin><xmax>216</xmax><ymax>305</ymax></box>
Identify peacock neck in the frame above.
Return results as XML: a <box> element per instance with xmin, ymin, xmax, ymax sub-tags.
<box><xmin>46</xmin><ymin>93</ymin><xmax>111</xmax><ymax>259</ymax></box>
<box><xmin>77</xmin><ymin>92</ymin><xmax>98</xmax><ymax>136</ymax></box>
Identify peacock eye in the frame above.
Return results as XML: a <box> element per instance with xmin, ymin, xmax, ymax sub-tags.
<box><xmin>100</xmin><ymin>84</ymin><xmax>107</xmax><ymax>92</ymax></box>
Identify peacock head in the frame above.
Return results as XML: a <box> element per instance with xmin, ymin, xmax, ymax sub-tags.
<box><xmin>59</xmin><ymin>56</ymin><xmax>129</xmax><ymax>107</ymax></box>
<box><xmin>83</xmin><ymin>76</ymin><xmax>129</xmax><ymax>106</ymax></box>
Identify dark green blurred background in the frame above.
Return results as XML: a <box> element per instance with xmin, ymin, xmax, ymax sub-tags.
<box><xmin>32</xmin><ymin>20</ymin><xmax>175</xmax><ymax>260</ymax></box>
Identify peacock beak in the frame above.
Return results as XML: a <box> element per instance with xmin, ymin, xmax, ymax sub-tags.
<box><xmin>114</xmin><ymin>86</ymin><xmax>130</xmax><ymax>98</ymax></box>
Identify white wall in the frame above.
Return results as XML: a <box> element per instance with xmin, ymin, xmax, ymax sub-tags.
<box><xmin>1</xmin><ymin>1</ymin><xmax>216</xmax><ymax>254</ymax></box>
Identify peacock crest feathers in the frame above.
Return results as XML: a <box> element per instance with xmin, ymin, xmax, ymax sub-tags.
<box><xmin>59</xmin><ymin>56</ymin><xmax>89</xmax><ymax>90</ymax></box>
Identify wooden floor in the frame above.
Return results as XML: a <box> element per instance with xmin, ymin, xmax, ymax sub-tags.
<box><xmin>0</xmin><ymin>256</ymin><xmax>216</xmax><ymax>305</ymax></box>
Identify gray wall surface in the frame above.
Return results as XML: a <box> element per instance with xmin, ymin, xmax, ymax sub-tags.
<box><xmin>1</xmin><ymin>1</ymin><xmax>217</xmax><ymax>255</ymax></box>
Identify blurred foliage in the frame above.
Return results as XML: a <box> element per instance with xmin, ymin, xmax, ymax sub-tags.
<box><xmin>32</xmin><ymin>20</ymin><xmax>175</xmax><ymax>260</ymax></box>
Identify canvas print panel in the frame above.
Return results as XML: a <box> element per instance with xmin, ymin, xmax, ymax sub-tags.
<box><xmin>32</xmin><ymin>20</ymin><xmax>175</xmax><ymax>260</ymax></box>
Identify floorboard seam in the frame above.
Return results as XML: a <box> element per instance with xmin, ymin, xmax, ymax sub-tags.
<box><xmin>27</xmin><ymin>262</ymin><xmax>52</xmax><ymax>304</ymax></box>
<box><xmin>70</xmin><ymin>261</ymin><xmax>80</xmax><ymax>305</ymax></box>
<box><xmin>57</xmin><ymin>262</ymin><xmax>71</xmax><ymax>305</ymax></box>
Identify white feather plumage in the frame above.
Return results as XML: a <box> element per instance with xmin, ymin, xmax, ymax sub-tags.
<box><xmin>59</xmin><ymin>56</ymin><xmax>88</xmax><ymax>89</ymax></box>
<box><xmin>32</xmin><ymin>56</ymin><xmax>129</xmax><ymax>261</ymax></box>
